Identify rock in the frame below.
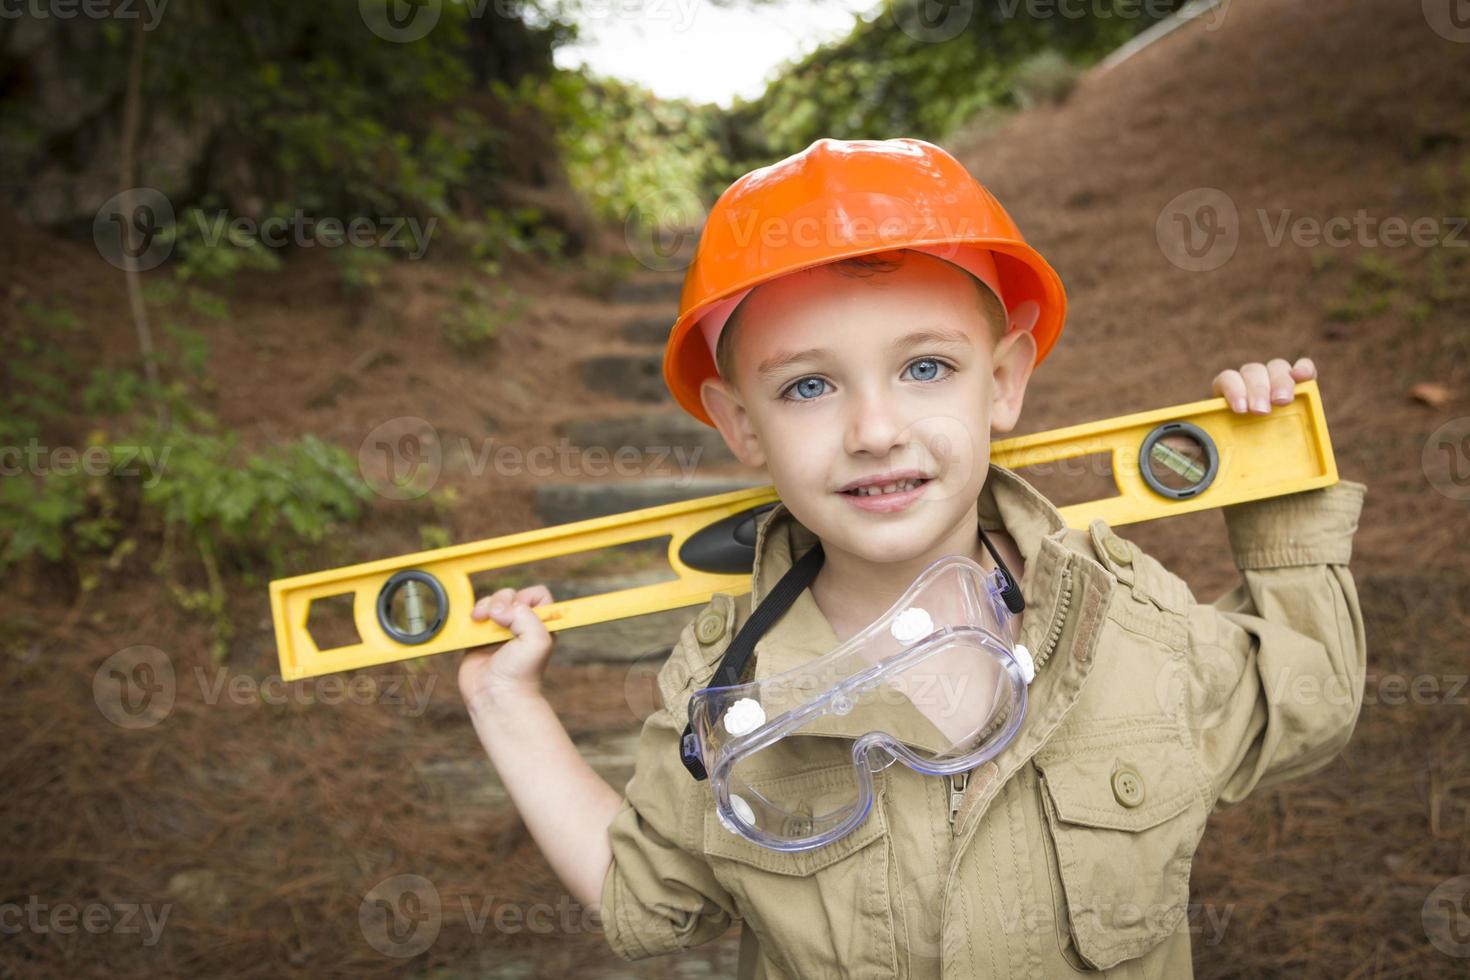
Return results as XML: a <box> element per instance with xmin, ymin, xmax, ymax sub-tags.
<box><xmin>168</xmin><ymin>869</ymin><xmax>231</xmax><ymax>921</ymax></box>
<box><xmin>533</xmin><ymin>477</ymin><xmax>763</xmax><ymax>527</ymax></box>
<box><xmin>555</xmin><ymin>412</ymin><xmax>734</xmax><ymax>469</ymax></box>
<box><xmin>611</xmin><ymin>277</ymin><xmax>683</xmax><ymax>306</ymax></box>
<box><xmin>580</xmin><ymin>353</ymin><xmax>668</xmax><ymax>402</ymax></box>
<box><xmin>620</xmin><ymin>315</ymin><xmax>675</xmax><ymax>346</ymax></box>
<box><xmin>415</xmin><ymin>731</ymin><xmax>641</xmax><ymax>813</ymax></box>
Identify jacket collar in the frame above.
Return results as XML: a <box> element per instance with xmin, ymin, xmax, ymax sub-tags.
<box><xmin>745</xmin><ymin>462</ymin><xmax>1094</xmax><ymax>694</ymax></box>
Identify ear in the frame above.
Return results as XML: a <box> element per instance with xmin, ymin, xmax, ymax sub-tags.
<box><xmin>700</xmin><ymin>376</ymin><xmax>766</xmax><ymax>468</ymax></box>
<box><xmin>989</xmin><ymin>327</ymin><xmax>1036</xmax><ymax>435</ymax></box>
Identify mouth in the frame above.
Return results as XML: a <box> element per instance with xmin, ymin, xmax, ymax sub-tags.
<box><xmin>838</xmin><ymin>476</ymin><xmax>933</xmax><ymax>498</ymax></box>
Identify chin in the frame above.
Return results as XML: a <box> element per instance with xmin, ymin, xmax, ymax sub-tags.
<box><xmin>819</xmin><ymin>499</ymin><xmax>952</xmax><ymax>559</ymax></box>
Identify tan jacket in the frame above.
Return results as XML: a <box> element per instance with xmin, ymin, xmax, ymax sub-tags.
<box><xmin>600</xmin><ymin>462</ymin><xmax>1368</xmax><ymax>978</ymax></box>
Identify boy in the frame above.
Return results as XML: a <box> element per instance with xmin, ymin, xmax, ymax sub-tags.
<box><xmin>458</xmin><ymin>138</ymin><xmax>1367</xmax><ymax>978</ymax></box>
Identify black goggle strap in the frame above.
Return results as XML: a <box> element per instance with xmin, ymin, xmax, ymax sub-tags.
<box><xmin>678</xmin><ymin>527</ymin><xmax>1023</xmax><ymax>781</ymax></box>
<box><xmin>679</xmin><ymin>540</ymin><xmax>825</xmax><ymax>781</ymax></box>
<box><xmin>977</xmin><ymin>525</ymin><xmax>1027</xmax><ymax>615</ymax></box>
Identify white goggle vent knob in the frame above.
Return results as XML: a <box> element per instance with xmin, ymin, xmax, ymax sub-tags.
<box><xmin>1013</xmin><ymin>643</ymin><xmax>1036</xmax><ymax>685</ymax></box>
<box><xmin>723</xmin><ymin>697</ymin><xmax>766</xmax><ymax>736</ymax></box>
<box><xmin>890</xmin><ymin>606</ymin><xmax>934</xmax><ymax>646</ymax></box>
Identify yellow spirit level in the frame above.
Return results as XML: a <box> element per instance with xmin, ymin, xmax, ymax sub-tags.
<box><xmin>270</xmin><ymin>380</ymin><xmax>1337</xmax><ymax>680</ymax></box>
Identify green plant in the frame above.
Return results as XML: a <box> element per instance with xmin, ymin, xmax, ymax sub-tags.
<box><xmin>440</xmin><ymin>280</ymin><xmax>530</xmax><ymax>350</ymax></box>
<box><xmin>161</xmin><ymin>206</ymin><xmax>284</xmax><ymax>283</ymax></box>
<box><xmin>1011</xmin><ymin>50</ymin><xmax>1081</xmax><ymax>109</ymax></box>
<box><xmin>570</xmin><ymin>251</ymin><xmax>638</xmax><ymax>299</ymax></box>
<box><xmin>468</xmin><ymin>205</ymin><xmax>568</xmax><ymax>263</ymax></box>
<box><xmin>21</xmin><ymin>299</ymin><xmax>81</xmax><ymax>332</ymax></box>
<box><xmin>331</xmin><ymin>245</ymin><xmax>395</xmax><ymax>295</ymax></box>
<box><xmin>137</xmin><ymin>422</ymin><xmax>374</xmax><ymax>658</ymax></box>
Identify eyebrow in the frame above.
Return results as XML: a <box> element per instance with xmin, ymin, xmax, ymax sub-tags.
<box><xmin>755</xmin><ymin>327</ymin><xmax>974</xmax><ymax>382</ymax></box>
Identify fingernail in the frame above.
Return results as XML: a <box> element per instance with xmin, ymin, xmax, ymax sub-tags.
<box><xmin>1250</xmin><ymin>397</ymin><xmax>1268</xmax><ymax>412</ymax></box>
<box><xmin>491</xmin><ymin>603</ymin><xmax>507</xmax><ymax>617</ymax></box>
<box><xmin>1271</xmin><ymin>387</ymin><xmax>1290</xmax><ymax>402</ymax></box>
<box><xmin>1231</xmin><ymin>396</ymin><xmax>1246</xmax><ymax>412</ymax></box>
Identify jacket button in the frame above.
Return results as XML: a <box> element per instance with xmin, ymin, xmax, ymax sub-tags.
<box><xmin>1103</xmin><ymin>534</ymin><xmax>1133</xmax><ymax>566</ymax></box>
<box><xmin>1112</xmin><ymin>767</ymin><xmax>1145</xmax><ymax>808</ymax></box>
<box><xmin>696</xmin><ymin>610</ymin><xmax>727</xmax><ymax>645</ymax></box>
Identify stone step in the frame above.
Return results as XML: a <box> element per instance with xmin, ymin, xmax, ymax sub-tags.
<box><xmin>611</xmin><ymin>276</ymin><xmax>684</xmax><ymax>306</ymax></box>
<box><xmin>554</xmin><ymin>412</ymin><xmax>734</xmax><ymax>469</ymax></box>
<box><xmin>581</xmin><ymin>352</ymin><xmax>668</xmax><ymax>403</ymax></box>
<box><xmin>533</xmin><ymin>477</ymin><xmax>763</xmax><ymax>527</ymax></box>
<box><xmin>620</xmin><ymin>314</ymin><xmax>674</xmax><ymax>347</ymax></box>
<box><xmin>414</xmin><ymin>729</ymin><xmax>642</xmax><ymax>812</ymax></box>
<box><xmin>541</xmin><ymin>571</ymin><xmax>697</xmax><ymax>664</ymax></box>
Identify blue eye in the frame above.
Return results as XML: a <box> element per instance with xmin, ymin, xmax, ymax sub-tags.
<box><xmin>905</xmin><ymin>358</ymin><xmax>952</xmax><ymax>382</ymax></box>
<box><xmin>783</xmin><ymin>377</ymin><xmax>830</xmax><ymax>401</ymax></box>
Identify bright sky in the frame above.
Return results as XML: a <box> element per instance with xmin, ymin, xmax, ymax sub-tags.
<box><xmin>552</xmin><ymin>0</ymin><xmax>887</xmax><ymax>107</ymax></box>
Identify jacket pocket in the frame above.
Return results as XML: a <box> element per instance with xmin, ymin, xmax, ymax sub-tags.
<box><xmin>1033</xmin><ymin>727</ymin><xmax>1207</xmax><ymax>971</ymax></box>
<box><xmin>700</xmin><ymin>759</ymin><xmax>895</xmax><ymax>978</ymax></box>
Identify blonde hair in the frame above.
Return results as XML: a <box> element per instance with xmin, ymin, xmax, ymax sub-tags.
<box><xmin>714</xmin><ymin>249</ymin><xmax>1006</xmax><ymax>386</ymax></box>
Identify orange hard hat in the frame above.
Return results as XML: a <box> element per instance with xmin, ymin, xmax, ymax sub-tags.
<box><xmin>662</xmin><ymin>136</ymin><xmax>1067</xmax><ymax>428</ymax></box>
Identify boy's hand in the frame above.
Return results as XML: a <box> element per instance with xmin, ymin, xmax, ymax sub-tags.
<box><xmin>459</xmin><ymin>584</ymin><xmax>556</xmax><ymax>708</ymax></box>
<box><xmin>1213</xmin><ymin>357</ymin><xmax>1317</xmax><ymax>414</ymax></box>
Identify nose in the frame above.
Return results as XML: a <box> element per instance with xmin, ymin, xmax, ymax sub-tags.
<box><xmin>842</xmin><ymin>383</ymin><xmax>909</xmax><ymax>458</ymax></box>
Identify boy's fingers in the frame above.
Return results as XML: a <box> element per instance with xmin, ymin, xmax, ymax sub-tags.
<box><xmin>1213</xmin><ymin>369</ymin><xmax>1247</xmax><ymax>413</ymax></box>
<box><xmin>1291</xmin><ymin>356</ymin><xmax>1316</xmax><ymax>379</ymax></box>
<box><xmin>1265</xmin><ymin>357</ymin><xmax>1296</xmax><ymax>404</ymax></box>
<box><xmin>517</xmin><ymin>584</ymin><xmax>554</xmax><ymax>607</ymax></box>
<box><xmin>507</xmin><ymin>601</ymin><xmax>554</xmax><ymax>648</ymax></box>
<box><xmin>472</xmin><ymin>587</ymin><xmax>520</xmax><ymax>622</ymax></box>
<box><xmin>1239</xmin><ymin>362</ymin><xmax>1270</xmax><ymax>413</ymax></box>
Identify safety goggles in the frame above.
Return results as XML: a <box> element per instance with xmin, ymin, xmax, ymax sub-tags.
<box><xmin>680</xmin><ymin>549</ymin><xmax>1032</xmax><ymax>852</ymax></box>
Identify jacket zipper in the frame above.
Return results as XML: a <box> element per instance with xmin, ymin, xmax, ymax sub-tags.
<box><xmin>947</xmin><ymin>769</ymin><xmax>969</xmax><ymax>826</ymax></box>
<box><xmin>1028</xmin><ymin>562</ymin><xmax>1073</xmax><ymax>675</ymax></box>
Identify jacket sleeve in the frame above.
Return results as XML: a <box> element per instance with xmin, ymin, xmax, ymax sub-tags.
<box><xmin>600</xmin><ymin>596</ymin><xmax>741</xmax><ymax>961</ymax></box>
<box><xmin>1181</xmin><ymin>478</ymin><xmax>1369</xmax><ymax>808</ymax></box>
